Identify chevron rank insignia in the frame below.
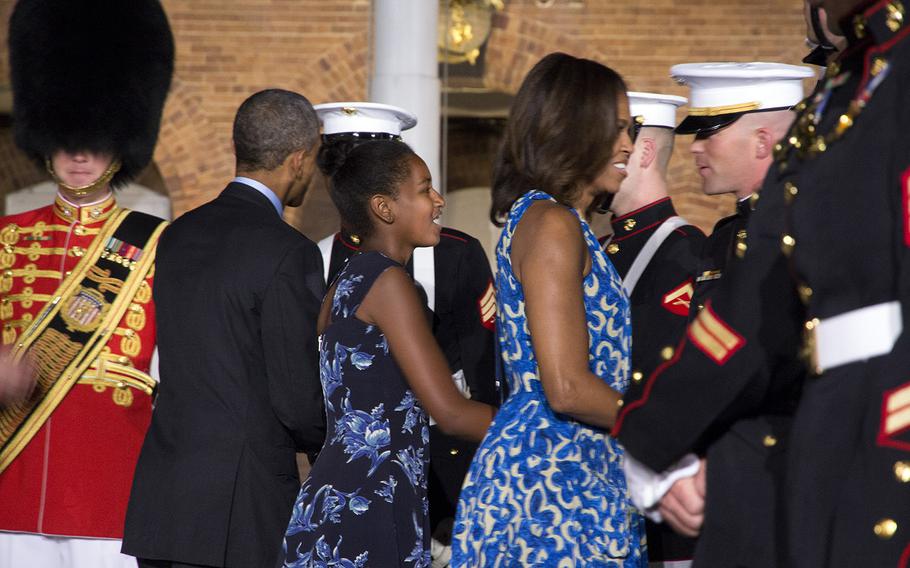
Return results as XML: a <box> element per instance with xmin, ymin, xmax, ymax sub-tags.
<box><xmin>662</xmin><ymin>280</ymin><xmax>694</xmax><ymax>316</ymax></box>
<box><xmin>687</xmin><ymin>302</ymin><xmax>745</xmax><ymax>365</ymax></box>
<box><xmin>879</xmin><ymin>382</ymin><xmax>910</xmax><ymax>451</ymax></box>
<box><xmin>478</xmin><ymin>281</ymin><xmax>495</xmax><ymax>332</ymax></box>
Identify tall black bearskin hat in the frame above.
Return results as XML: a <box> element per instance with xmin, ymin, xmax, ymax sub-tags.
<box><xmin>8</xmin><ymin>0</ymin><xmax>175</xmax><ymax>188</ymax></box>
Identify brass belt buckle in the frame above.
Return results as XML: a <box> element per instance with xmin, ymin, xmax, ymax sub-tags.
<box><xmin>802</xmin><ymin>318</ymin><xmax>822</xmax><ymax>376</ymax></box>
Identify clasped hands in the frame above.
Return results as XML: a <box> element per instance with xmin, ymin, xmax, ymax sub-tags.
<box><xmin>657</xmin><ymin>457</ymin><xmax>706</xmax><ymax>537</ymax></box>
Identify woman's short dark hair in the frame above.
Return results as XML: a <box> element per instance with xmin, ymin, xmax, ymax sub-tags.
<box><xmin>320</xmin><ymin>139</ymin><xmax>416</xmax><ymax>238</ymax></box>
<box><xmin>490</xmin><ymin>52</ymin><xmax>628</xmax><ymax>225</ymax></box>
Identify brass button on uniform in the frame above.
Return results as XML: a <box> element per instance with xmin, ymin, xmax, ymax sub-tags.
<box><xmin>784</xmin><ymin>182</ymin><xmax>798</xmax><ymax>203</ymax></box>
<box><xmin>606</xmin><ymin>243</ymin><xmax>619</xmax><ymax>255</ymax></box>
<box><xmin>631</xmin><ymin>371</ymin><xmax>643</xmax><ymax>383</ymax></box>
<box><xmin>886</xmin><ymin>1</ymin><xmax>904</xmax><ymax>32</ymax></box>
<box><xmin>894</xmin><ymin>461</ymin><xmax>910</xmax><ymax>483</ymax></box>
<box><xmin>798</xmin><ymin>284</ymin><xmax>813</xmax><ymax>304</ymax></box>
<box><xmin>623</xmin><ymin>218</ymin><xmax>637</xmax><ymax>232</ymax></box>
<box><xmin>449</xmin><ymin>448</ymin><xmax>459</xmax><ymax>456</ymax></box>
<box><xmin>874</xmin><ymin>518</ymin><xmax>897</xmax><ymax>540</ymax></box>
<box><xmin>871</xmin><ymin>57</ymin><xmax>888</xmax><ymax>77</ymax></box>
<box><xmin>73</xmin><ymin>225</ymin><xmax>86</xmax><ymax>236</ymax></box>
<box><xmin>853</xmin><ymin>14</ymin><xmax>867</xmax><ymax>38</ymax></box>
<box><xmin>762</xmin><ymin>435</ymin><xmax>777</xmax><ymax>447</ymax></box>
<box><xmin>781</xmin><ymin>234</ymin><xmax>796</xmax><ymax>256</ymax></box>
<box><xmin>736</xmin><ymin>229</ymin><xmax>747</xmax><ymax>240</ymax></box>
<box><xmin>736</xmin><ymin>241</ymin><xmax>747</xmax><ymax>258</ymax></box>
<box><xmin>660</xmin><ymin>346</ymin><xmax>674</xmax><ymax>361</ymax></box>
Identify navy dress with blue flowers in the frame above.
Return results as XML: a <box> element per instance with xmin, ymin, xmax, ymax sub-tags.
<box><xmin>281</xmin><ymin>252</ymin><xmax>430</xmax><ymax>568</ymax></box>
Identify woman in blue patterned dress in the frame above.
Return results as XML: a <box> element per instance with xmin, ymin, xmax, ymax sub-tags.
<box><xmin>280</xmin><ymin>140</ymin><xmax>496</xmax><ymax>568</ymax></box>
<box><xmin>452</xmin><ymin>52</ymin><xmax>646</xmax><ymax>566</ymax></box>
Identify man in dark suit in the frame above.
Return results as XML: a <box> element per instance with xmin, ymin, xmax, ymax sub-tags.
<box><xmin>122</xmin><ymin>89</ymin><xmax>326</xmax><ymax>568</ymax></box>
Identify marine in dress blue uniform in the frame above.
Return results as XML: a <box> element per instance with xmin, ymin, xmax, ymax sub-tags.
<box><xmin>601</xmin><ymin>92</ymin><xmax>704</xmax><ymax>565</ymax></box>
<box><xmin>613</xmin><ymin>64</ymin><xmax>816</xmax><ymax>567</ymax></box>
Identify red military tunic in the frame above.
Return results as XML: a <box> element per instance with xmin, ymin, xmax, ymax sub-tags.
<box><xmin>0</xmin><ymin>192</ymin><xmax>159</xmax><ymax>539</ymax></box>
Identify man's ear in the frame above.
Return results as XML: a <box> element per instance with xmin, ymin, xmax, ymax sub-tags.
<box><xmin>638</xmin><ymin>138</ymin><xmax>657</xmax><ymax>169</ymax></box>
<box><xmin>370</xmin><ymin>194</ymin><xmax>395</xmax><ymax>225</ymax></box>
<box><xmin>755</xmin><ymin>128</ymin><xmax>774</xmax><ymax>160</ymax></box>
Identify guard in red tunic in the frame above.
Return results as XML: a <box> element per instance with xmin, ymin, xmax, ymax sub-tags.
<box><xmin>0</xmin><ymin>1</ymin><xmax>173</xmax><ymax>565</ymax></box>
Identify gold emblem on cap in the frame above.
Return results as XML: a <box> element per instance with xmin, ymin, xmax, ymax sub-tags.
<box><xmin>342</xmin><ymin>107</ymin><xmax>358</xmax><ymax>116</ymax></box>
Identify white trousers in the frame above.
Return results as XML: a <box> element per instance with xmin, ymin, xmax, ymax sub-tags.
<box><xmin>0</xmin><ymin>531</ymin><xmax>136</xmax><ymax>568</ymax></box>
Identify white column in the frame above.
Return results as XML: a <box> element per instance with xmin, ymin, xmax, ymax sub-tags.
<box><xmin>370</xmin><ymin>0</ymin><xmax>441</xmax><ymax>191</ymax></box>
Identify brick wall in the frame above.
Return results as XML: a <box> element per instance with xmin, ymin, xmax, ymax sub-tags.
<box><xmin>0</xmin><ymin>0</ymin><xmax>808</xmax><ymax>238</ymax></box>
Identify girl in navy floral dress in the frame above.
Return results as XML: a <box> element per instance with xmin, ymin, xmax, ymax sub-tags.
<box><xmin>280</xmin><ymin>140</ymin><xmax>495</xmax><ymax>568</ymax></box>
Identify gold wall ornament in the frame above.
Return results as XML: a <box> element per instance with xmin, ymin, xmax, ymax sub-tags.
<box><xmin>438</xmin><ymin>0</ymin><xmax>504</xmax><ymax>65</ymax></box>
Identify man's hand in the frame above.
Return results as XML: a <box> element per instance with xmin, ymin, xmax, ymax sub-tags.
<box><xmin>658</xmin><ymin>457</ymin><xmax>707</xmax><ymax>537</ymax></box>
<box><xmin>0</xmin><ymin>349</ymin><xmax>35</xmax><ymax>406</ymax></box>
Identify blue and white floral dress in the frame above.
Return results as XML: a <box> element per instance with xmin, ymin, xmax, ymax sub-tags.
<box><xmin>281</xmin><ymin>251</ymin><xmax>430</xmax><ymax>568</ymax></box>
<box><xmin>452</xmin><ymin>190</ymin><xmax>646</xmax><ymax>567</ymax></box>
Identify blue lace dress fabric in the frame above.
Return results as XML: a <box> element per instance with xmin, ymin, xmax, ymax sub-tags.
<box><xmin>281</xmin><ymin>251</ymin><xmax>430</xmax><ymax>568</ymax></box>
<box><xmin>452</xmin><ymin>190</ymin><xmax>646</xmax><ymax>567</ymax></box>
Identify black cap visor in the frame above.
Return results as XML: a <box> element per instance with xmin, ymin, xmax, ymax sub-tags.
<box><xmin>675</xmin><ymin>113</ymin><xmax>745</xmax><ymax>135</ymax></box>
<box><xmin>802</xmin><ymin>45</ymin><xmax>836</xmax><ymax>66</ymax></box>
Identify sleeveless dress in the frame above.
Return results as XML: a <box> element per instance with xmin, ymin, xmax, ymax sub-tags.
<box><xmin>281</xmin><ymin>252</ymin><xmax>430</xmax><ymax>568</ymax></box>
<box><xmin>452</xmin><ymin>190</ymin><xmax>646</xmax><ymax>567</ymax></box>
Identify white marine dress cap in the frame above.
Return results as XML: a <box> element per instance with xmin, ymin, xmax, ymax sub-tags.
<box><xmin>670</xmin><ymin>62</ymin><xmax>816</xmax><ymax>134</ymax></box>
<box><xmin>314</xmin><ymin>101</ymin><xmax>418</xmax><ymax>139</ymax></box>
<box><xmin>627</xmin><ymin>91</ymin><xmax>688</xmax><ymax>129</ymax></box>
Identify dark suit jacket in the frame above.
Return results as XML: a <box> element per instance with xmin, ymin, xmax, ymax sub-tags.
<box><xmin>122</xmin><ymin>182</ymin><xmax>325</xmax><ymax>567</ymax></box>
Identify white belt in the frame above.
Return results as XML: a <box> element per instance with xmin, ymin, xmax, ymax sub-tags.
<box><xmin>806</xmin><ymin>301</ymin><xmax>902</xmax><ymax>374</ymax></box>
